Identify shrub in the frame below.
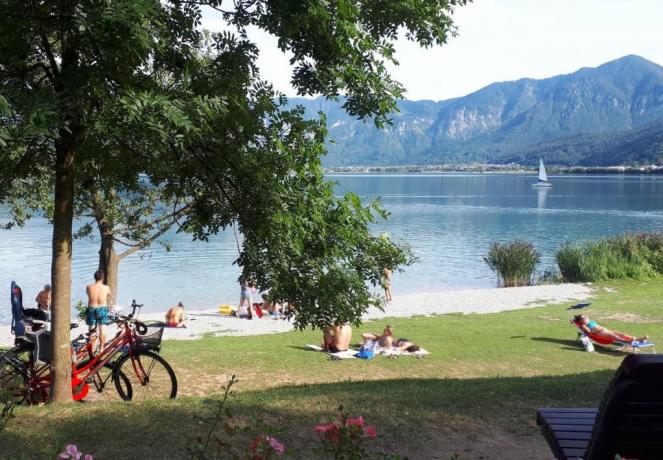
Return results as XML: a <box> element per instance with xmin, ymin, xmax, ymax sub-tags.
<box><xmin>314</xmin><ymin>407</ymin><xmax>379</xmax><ymax>459</ymax></box>
<box><xmin>484</xmin><ymin>241</ymin><xmax>540</xmax><ymax>287</ymax></box>
<box><xmin>556</xmin><ymin>232</ymin><xmax>663</xmax><ymax>282</ymax></box>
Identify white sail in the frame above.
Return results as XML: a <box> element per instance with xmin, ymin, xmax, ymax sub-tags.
<box><xmin>538</xmin><ymin>158</ymin><xmax>548</xmax><ymax>182</ymax></box>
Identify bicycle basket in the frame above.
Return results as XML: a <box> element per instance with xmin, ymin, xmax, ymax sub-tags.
<box><xmin>137</xmin><ymin>324</ymin><xmax>164</xmax><ymax>351</ymax></box>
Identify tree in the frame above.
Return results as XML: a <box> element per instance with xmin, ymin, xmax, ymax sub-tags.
<box><xmin>0</xmin><ymin>1</ymin><xmax>466</xmax><ymax>402</ymax></box>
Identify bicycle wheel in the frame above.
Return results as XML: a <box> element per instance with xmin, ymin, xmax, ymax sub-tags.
<box><xmin>114</xmin><ymin>351</ymin><xmax>176</xmax><ymax>401</ymax></box>
<box><xmin>0</xmin><ymin>356</ymin><xmax>27</xmax><ymax>404</ymax></box>
<box><xmin>76</xmin><ymin>360</ymin><xmax>132</xmax><ymax>402</ymax></box>
<box><xmin>0</xmin><ymin>344</ymin><xmax>32</xmax><ymax>404</ymax></box>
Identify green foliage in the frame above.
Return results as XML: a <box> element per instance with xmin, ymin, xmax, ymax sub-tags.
<box><xmin>1</xmin><ymin>0</ymin><xmax>466</xmax><ymax>338</ymax></box>
<box><xmin>556</xmin><ymin>232</ymin><xmax>663</xmax><ymax>282</ymax></box>
<box><xmin>484</xmin><ymin>241</ymin><xmax>540</xmax><ymax>287</ymax></box>
<box><xmin>178</xmin><ymin>99</ymin><xmax>416</xmax><ymax>329</ymax></box>
<box><xmin>73</xmin><ymin>300</ymin><xmax>86</xmax><ymax>321</ymax></box>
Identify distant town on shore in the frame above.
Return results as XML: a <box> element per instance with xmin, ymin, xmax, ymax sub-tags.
<box><xmin>326</xmin><ymin>163</ymin><xmax>663</xmax><ymax>174</ymax></box>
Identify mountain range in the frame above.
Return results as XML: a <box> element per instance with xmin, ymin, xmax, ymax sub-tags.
<box><xmin>289</xmin><ymin>55</ymin><xmax>663</xmax><ymax>167</ymax></box>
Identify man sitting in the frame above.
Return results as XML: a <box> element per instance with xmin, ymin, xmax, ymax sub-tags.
<box><xmin>165</xmin><ymin>302</ymin><xmax>186</xmax><ymax>328</ymax></box>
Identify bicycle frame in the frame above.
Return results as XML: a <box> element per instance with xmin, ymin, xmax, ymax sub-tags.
<box><xmin>9</xmin><ymin>314</ymin><xmax>149</xmax><ymax>403</ymax></box>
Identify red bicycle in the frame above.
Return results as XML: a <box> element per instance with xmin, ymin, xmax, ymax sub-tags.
<box><xmin>0</xmin><ymin>300</ymin><xmax>177</xmax><ymax>404</ymax></box>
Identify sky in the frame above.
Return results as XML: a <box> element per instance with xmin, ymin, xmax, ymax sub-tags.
<box><xmin>201</xmin><ymin>0</ymin><xmax>663</xmax><ymax>102</ymax></box>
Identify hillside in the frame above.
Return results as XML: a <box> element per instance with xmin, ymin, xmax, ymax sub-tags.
<box><xmin>288</xmin><ymin>55</ymin><xmax>663</xmax><ymax>166</ymax></box>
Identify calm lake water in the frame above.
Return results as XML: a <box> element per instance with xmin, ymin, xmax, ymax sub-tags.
<box><xmin>1</xmin><ymin>173</ymin><xmax>662</xmax><ymax>321</ymax></box>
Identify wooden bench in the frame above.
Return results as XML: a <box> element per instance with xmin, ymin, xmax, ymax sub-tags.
<box><xmin>537</xmin><ymin>354</ymin><xmax>663</xmax><ymax>460</ymax></box>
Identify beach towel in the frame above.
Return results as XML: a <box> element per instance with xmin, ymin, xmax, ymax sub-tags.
<box><xmin>305</xmin><ymin>344</ymin><xmax>430</xmax><ymax>359</ymax></box>
<box><xmin>305</xmin><ymin>344</ymin><xmax>358</xmax><ymax>359</ymax></box>
<box><xmin>381</xmin><ymin>347</ymin><xmax>430</xmax><ymax>358</ymax></box>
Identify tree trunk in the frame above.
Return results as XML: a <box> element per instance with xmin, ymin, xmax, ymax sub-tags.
<box><xmin>98</xmin><ymin>232</ymin><xmax>119</xmax><ymax>304</ymax></box>
<box><xmin>50</xmin><ymin>23</ymin><xmax>80</xmax><ymax>403</ymax></box>
<box><xmin>50</xmin><ymin>133</ymin><xmax>76</xmax><ymax>403</ymax></box>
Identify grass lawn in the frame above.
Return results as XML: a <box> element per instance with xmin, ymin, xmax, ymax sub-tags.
<box><xmin>1</xmin><ymin>280</ymin><xmax>662</xmax><ymax>459</ymax></box>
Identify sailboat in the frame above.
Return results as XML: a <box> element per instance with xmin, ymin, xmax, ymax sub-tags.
<box><xmin>533</xmin><ymin>158</ymin><xmax>552</xmax><ymax>187</ymax></box>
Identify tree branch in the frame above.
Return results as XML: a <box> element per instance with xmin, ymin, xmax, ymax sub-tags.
<box><xmin>39</xmin><ymin>34</ymin><xmax>61</xmax><ymax>85</ymax></box>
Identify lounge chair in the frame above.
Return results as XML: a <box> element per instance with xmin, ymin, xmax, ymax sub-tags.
<box><xmin>571</xmin><ymin>319</ymin><xmax>655</xmax><ymax>354</ymax></box>
<box><xmin>537</xmin><ymin>354</ymin><xmax>663</xmax><ymax>459</ymax></box>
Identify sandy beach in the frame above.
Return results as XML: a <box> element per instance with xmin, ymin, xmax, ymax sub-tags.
<box><xmin>0</xmin><ymin>283</ymin><xmax>593</xmax><ymax>347</ymax></box>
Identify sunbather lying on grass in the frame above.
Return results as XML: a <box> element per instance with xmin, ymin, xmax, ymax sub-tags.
<box><xmin>574</xmin><ymin>314</ymin><xmax>649</xmax><ymax>344</ymax></box>
<box><xmin>392</xmin><ymin>338</ymin><xmax>421</xmax><ymax>353</ymax></box>
<box><xmin>361</xmin><ymin>325</ymin><xmax>394</xmax><ymax>348</ymax></box>
<box><xmin>360</xmin><ymin>326</ymin><xmax>421</xmax><ymax>353</ymax></box>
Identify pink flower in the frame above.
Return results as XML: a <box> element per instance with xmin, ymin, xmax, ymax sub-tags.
<box><xmin>363</xmin><ymin>425</ymin><xmax>377</xmax><ymax>439</ymax></box>
<box><xmin>58</xmin><ymin>444</ymin><xmax>81</xmax><ymax>460</ymax></box>
<box><xmin>315</xmin><ymin>423</ymin><xmax>338</xmax><ymax>434</ymax></box>
<box><xmin>267</xmin><ymin>436</ymin><xmax>285</xmax><ymax>455</ymax></box>
<box><xmin>315</xmin><ymin>423</ymin><xmax>340</xmax><ymax>443</ymax></box>
<box><xmin>346</xmin><ymin>416</ymin><xmax>365</xmax><ymax>427</ymax></box>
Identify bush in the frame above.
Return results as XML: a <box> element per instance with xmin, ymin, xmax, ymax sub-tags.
<box><xmin>484</xmin><ymin>241</ymin><xmax>540</xmax><ymax>287</ymax></box>
<box><xmin>556</xmin><ymin>232</ymin><xmax>663</xmax><ymax>282</ymax></box>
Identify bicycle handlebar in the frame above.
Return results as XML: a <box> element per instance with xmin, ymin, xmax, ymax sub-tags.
<box><xmin>129</xmin><ymin>299</ymin><xmax>143</xmax><ymax>318</ymax></box>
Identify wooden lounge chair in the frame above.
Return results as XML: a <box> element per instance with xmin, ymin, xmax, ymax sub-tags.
<box><xmin>537</xmin><ymin>354</ymin><xmax>663</xmax><ymax>459</ymax></box>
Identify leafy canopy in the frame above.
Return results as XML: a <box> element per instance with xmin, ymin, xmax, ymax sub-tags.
<box><xmin>0</xmin><ymin>0</ymin><xmax>463</xmax><ymax>329</ymax></box>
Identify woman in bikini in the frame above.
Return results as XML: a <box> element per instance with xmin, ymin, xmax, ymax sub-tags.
<box><xmin>574</xmin><ymin>314</ymin><xmax>648</xmax><ymax>344</ymax></box>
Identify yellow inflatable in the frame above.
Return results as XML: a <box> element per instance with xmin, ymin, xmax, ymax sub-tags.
<box><xmin>218</xmin><ymin>304</ymin><xmax>236</xmax><ymax>315</ymax></box>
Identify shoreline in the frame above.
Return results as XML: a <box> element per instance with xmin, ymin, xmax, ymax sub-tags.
<box><xmin>325</xmin><ymin>164</ymin><xmax>663</xmax><ymax>175</ymax></box>
<box><xmin>0</xmin><ymin>283</ymin><xmax>593</xmax><ymax>347</ymax></box>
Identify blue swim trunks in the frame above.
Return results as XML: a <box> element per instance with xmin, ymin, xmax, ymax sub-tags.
<box><xmin>86</xmin><ymin>306</ymin><xmax>110</xmax><ymax>326</ymax></box>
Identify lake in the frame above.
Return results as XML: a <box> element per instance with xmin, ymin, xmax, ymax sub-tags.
<box><xmin>1</xmin><ymin>173</ymin><xmax>662</xmax><ymax>321</ymax></box>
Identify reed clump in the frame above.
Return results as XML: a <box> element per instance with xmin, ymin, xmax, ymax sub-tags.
<box><xmin>556</xmin><ymin>232</ymin><xmax>663</xmax><ymax>282</ymax></box>
<box><xmin>484</xmin><ymin>241</ymin><xmax>540</xmax><ymax>287</ymax></box>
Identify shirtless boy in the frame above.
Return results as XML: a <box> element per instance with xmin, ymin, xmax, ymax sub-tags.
<box><xmin>86</xmin><ymin>270</ymin><xmax>112</xmax><ymax>348</ymax></box>
<box><xmin>165</xmin><ymin>302</ymin><xmax>186</xmax><ymax>327</ymax></box>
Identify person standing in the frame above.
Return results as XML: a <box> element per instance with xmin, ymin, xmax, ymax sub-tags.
<box><xmin>381</xmin><ymin>268</ymin><xmax>393</xmax><ymax>302</ymax></box>
<box><xmin>86</xmin><ymin>270</ymin><xmax>112</xmax><ymax>349</ymax></box>
<box><xmin>238</xmin><ymin>279</ymin><xmax>260</xmax><ymax>319</ymax></box>
<box><xmin>35</xmin><ymin>284</ymin><xmax>52</xmax><ymax>313</ymax></box>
